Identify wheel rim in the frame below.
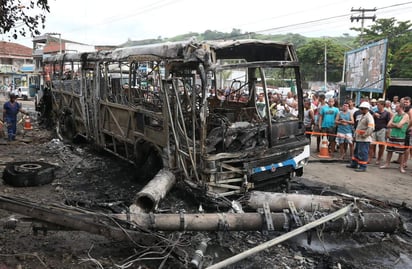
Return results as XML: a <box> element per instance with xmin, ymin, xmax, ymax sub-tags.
<box><xmin>19</xmin><ymin>163</ymin><xmax>42</xmax><ymax>170</ymax></box>
<box><xmin>16</xmin><ymin>163</ymin><xmax>42</xmax><ymax>172</ymax></box>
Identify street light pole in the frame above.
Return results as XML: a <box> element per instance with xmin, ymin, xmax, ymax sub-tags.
<box><xmin>324</xmin><ymin>42</ymin><xmax>327</xmax><ymax>91</ymax></box>
<box><xmin>58</xmin><ymin>33</ymin><xmax>62</xmax><ymax>54</ymax></box>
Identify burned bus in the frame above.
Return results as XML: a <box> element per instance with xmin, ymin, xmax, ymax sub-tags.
<box><xmin>41</xmin><ymin>39</ymin><xmax>310</xmax><ymax>197</ymax></box>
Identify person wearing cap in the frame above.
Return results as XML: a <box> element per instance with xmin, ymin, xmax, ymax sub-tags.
<box><xmin>2</xmin><ymin>93</ymin><xmax>27</xmax><ymax>141</ymax></box>
<box><xmin>346</xmin><ymin>101</ymin><xmax>375</xmax><ymax>172</ymax></box>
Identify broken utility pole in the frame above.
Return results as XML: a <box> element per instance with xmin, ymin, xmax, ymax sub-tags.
<box><xmin>350</xmin><ymin>7</ymin><xmax>377</xmax><ymax>45</ymax></box>
<box><xmin>206</xmin><ymin>204</ymin><xmax>354</xmax><ymax>269</ymax></box>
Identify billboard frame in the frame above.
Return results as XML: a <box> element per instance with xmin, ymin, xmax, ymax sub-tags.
<box><xmin>344</xmin><ymin>39</ymin><xmax>388</xmax><ymax>95</ymax></box>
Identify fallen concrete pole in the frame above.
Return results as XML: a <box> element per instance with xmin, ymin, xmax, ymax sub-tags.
<box><xmin>0</xmin><ymin>194</ymin><xmax>402</xmax><ymax>240</ymax></box>
<box><xmin>116</xmin><ymin>210</ymin><xmax>401</xmax><ymax>233</ymax></box>
<box><xmin>246</xmin><ymin>191</ymin><xmax>343</xmax><ymax>212</ymax></box>
<box><xmin>129</xmin><ymin>169</ymin><xmax>176</xmax><ymax>213</ymax></box>
<box><xmin>205</xmin><ymin>204</ymin><xmax>353</xmax><ymax>269</ymax></box>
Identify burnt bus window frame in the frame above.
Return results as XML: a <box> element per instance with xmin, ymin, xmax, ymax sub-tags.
<box><xmin>40</xmin><ymin>40</ymin><xmax>310</xmax><ymax>197</ymax></box>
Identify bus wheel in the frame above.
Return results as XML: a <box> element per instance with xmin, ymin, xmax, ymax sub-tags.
<box><xmin>2</xmin><ymin>161</ymin><xmax>56</xmax><ymax>187</ymax></box>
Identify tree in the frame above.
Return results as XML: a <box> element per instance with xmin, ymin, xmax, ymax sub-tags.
<box><xmin>351</xmin><ymin>18</ymin><xmax>412</xmax><ymax>52</ymax></box>
<box><xmin>350</xmin><ymin>18</ymin><xmax>412</xmax><ymax>78</ymax></box>
<box><xmin>0</xmin><ymin>0</ymin><xmax>50</xmax><ymax>39</ymax></box>
<box><xmin>297</xmin><ymin>39</ymin><xmax>346</xmax><ymax>82</ymax></box>
<box><xmin>229</xmin><ymin>28</ymin><xmax>243</xmax><ymax>39</ymax></box>
<box><xmin>203</xmin><ymin>30</ymin><xmax>228</xmax><ymax>40</ymax></box>
<box><xmin>392</xmin><ymin>42</ymin><xmax>412</xmax><ymax>78</ymax></box>
<box><xmin>281</xmin><ymin>33</ymin><xmax>307</xmax><ymax>48</ymax></box>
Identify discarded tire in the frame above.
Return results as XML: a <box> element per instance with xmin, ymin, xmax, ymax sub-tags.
<box><xmin>2</xmin><ymin>161</ymin><xmax>56</xmax><ymax>187</ymax></box>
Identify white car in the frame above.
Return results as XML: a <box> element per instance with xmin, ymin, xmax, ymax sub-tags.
<box><xmin>17</xmin><ymin>87</ymin><xmax>30</xmax><ymax>100</ymax></box>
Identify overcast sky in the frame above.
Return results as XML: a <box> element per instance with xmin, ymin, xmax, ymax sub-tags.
<box><xmin>7</xmin><ymin>0</ymin><xmax>412</xmax><ymax>47</ymax></box>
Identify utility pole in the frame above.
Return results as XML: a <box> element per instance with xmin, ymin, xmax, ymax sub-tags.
<box><xmin>350</xmin><ymin>7</ymin><xmax>376</xmax><ymax>45</ymax></box>
<box><xmin>324</xmin><ymin>42</ymin><xmax>327</xmax><ymax>92</ymax></box>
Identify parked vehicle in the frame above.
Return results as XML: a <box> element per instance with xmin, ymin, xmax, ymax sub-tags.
<box><xmin>17</xmin><ymin>87</ymin><xmax>30</xmax><ymax>100</ymax></box>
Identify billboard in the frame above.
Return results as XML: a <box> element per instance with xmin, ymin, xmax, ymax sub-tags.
<box><xmin>345</xmin><ymin>39</ymin><xmax>388</xmax><ymax>93</ymax></box>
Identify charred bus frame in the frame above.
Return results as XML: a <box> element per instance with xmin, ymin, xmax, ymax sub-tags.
<box><xmin>42</xmin><ymin>39</ymin><xmax>310</xmax><ymax>197</ymax></box>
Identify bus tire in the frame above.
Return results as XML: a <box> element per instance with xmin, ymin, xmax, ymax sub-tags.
<box><xmin>2</xmin><ymin>161</ymin><xmax>56</xmax><ymax>187</ymax></box>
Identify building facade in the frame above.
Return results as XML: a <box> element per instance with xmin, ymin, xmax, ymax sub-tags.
<box><xmin>32</xmin><ymin>34</ymin><xmax>96</xmax><ymax>91</ymax></box>
<box><xmin>0</xmin><ymin>41</ymin><xmax>33</xmax><ymax>93</ymax></box>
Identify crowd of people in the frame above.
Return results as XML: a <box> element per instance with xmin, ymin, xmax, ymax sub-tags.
<box><xmin>209</xmin><ymin>86</ymin><xmax>300</xmax><ymax>120</ymax></box>
<box><xmin>305</xmin><ymin>94</ymin><xmax>412</xmax><ymax>173</ymax></box>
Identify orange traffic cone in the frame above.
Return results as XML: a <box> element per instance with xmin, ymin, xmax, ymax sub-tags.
<box><xmin>318</xmin><ymin>135</ymin><xmax>330</xmax><ymax>158</ymax></box>
<box><xmin>23</xmin><ymin>115</ymin><xmax>33</xmax><ymax>130</ymax></box>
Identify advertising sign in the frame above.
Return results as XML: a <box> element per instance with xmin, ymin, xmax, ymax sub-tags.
<box><xmin>345</xmin><ymin>39</ymin><xmax>388</xmax><ymax>93</ymax></box>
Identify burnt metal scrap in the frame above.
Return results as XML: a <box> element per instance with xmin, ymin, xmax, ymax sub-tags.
<box><xmin>0</xmin><ymin>159</ymin><xmax>403</xmax><ymax>239</ymax></box>
<box><xmin>206</xmin><ymin>121</ymin><xmax>266</xmax><ymax>154</ymax></box>
<box><xmin>0</xmin><ymin>170</ymin><xmax>405</xmax><ymax>269</ymax></box>
<box><xmin>40</xmin><ymin>39</ymin><xmax>310</xmax><ymax>198</ymax></box>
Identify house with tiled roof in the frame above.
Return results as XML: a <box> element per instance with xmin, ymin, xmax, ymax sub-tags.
<box><xmin>0</xmin><ymin>41</ymin><xmax>34</xmax><ymax>91</ymax></box>
<box><xmin>32</xmin><ymin>34</ymin><xmax>96</xmax><ymax>89</ymax></box>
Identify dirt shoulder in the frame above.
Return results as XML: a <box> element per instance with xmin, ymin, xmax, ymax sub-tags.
<box><xmin>304</xmin><ymin>139</ymin><xmax>412</xmax><ymax>207</ymax></box>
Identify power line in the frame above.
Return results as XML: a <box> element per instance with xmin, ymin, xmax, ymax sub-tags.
<box><xmin>101</xmin><ymin>0</ymin><xmax>182</xmax><ymax>24</ymax></box>
<box><xmin>350</xmin><ymin>8</ymin><xmax>377</xmax><ymax>45</ymax></box>
<box><xmin>236</xmin><ymin>1</ymin><xmax>412</xmax><ymax>37</ymax></box>
<box><xmin>378</xmin><ymin>1</ymin><xmax>412</xmax><ymax>10</ymax></box>
<box><xmin>52</xmin><ymin>0</ymin><xmax>184</xmax><ymax>36</ymax></box>
<box><xmin>255</xmin><ymin>14</ymin><xmax>351</xmax><ymax>35</ymax></box>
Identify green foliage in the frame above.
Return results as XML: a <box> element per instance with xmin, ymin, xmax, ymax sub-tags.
<box><xmin>0</xmin><ymin>0</ymin><xmax>50</xmax><ymax>39</ymax></box>
<box><xmin>297</xmin><ymin>39</ymin><xmax>346</xmax><ymax>82</ymax></box>
<box><xmin>279</xmin><ymin>33</ymin><xmax>307</xmax><ymax>48</ymax></box>
<box><xmin>167</xmin><ymin>32</ymin><xmax>202</xmax><ymax>42</ymax></box>
<box><xmin>350</xmin><ymin>18</ymin><xmax>412</xmax><ymax>78</ymax></box>
<box><xmin>392</xmin><ymin>42</ymin><xmax>412</xmax><ymax>78</ymax></box>
<box><xmin>351</xmin><ymin>18</ymin><xmax>412</xmax><ymax>50</ymax></box>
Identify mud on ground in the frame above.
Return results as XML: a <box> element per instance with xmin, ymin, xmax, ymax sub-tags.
<box><xmin>0</xmin><ymin>127</ymin><xmax>412</xmax><ymax>268</ymax></box>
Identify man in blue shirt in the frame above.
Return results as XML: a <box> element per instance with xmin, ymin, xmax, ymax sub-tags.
<box><xmin>3</xmin><ymin>93</ymin><xmax>27</xmax><ymax>141</ymax></box>
<box><xmin>318</xmin><ymin>98</ymin><xmax>339</xmax><ymax>154</ymax></box>
<box><xmin>336</xmin><ymin>102</ymin><xmax>354</xmax><ymax>159</ymax></box>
